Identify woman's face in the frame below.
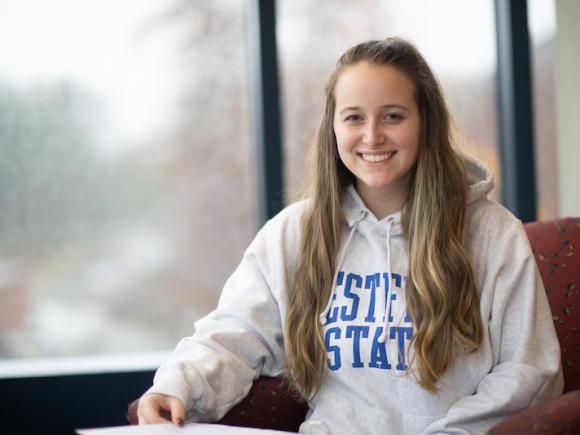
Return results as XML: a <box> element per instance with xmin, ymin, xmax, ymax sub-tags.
<box><xmin>333</xmin><ymin>61</ymin><xmax>420</xmax><ymax>209</ymax></box>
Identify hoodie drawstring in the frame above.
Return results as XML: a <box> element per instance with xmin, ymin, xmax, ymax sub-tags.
<box><xmin>378</xmin><ymin>216</ymin><xmax>394</xmax><ymax>343</ymax></box>
<box><xmin>319</xmin><ymin>210</ymin><xmax>367</xmax><ymax>326</ymax></box>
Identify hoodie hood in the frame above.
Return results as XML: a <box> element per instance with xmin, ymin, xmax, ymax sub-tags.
<box><xmin>465</xmin><ymin>153</ymin><xmax>495</xmax><ymax>204</ymax></box>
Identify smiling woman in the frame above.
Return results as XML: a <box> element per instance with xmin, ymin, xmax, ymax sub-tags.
<box><xmin>0</xmin><ymin>0</ymin><xmax>255</xmax><ymax>362</ymax></box>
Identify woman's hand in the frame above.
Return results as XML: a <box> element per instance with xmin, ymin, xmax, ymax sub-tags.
<box><xmin>137</xmin><ymin>393</ymin><xmax>185</xmax><ymax>426</ymax></box>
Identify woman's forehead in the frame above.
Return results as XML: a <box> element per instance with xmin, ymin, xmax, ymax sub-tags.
<box><xmin>333</xmin><ymin>62</ymin><xmax>417</xmax><ymax>109</ymax></box>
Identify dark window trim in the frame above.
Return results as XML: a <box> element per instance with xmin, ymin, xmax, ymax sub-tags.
<box><xmin>248</xmin><ymin>0</ymin><xmax>284</xmax><ymax>225</ymax></box>
<box><xmin>495</xmin><ymin>0</ymin><xmax>537</xmax><ymax>222</ymax></box>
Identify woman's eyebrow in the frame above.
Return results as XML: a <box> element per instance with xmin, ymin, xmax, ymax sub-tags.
<box><xmin>337</xmin><ymin>104</ymin><xmax>410</xmax><ymax>116</ymax></box>
<box><xmin>337</xmin><ymin>106</ymin><xmax>362</xmax><ymax>115</ymax></box>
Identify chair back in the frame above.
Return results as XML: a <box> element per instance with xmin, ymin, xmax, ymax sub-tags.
<box><xmin>524</xmin><ymin>217</ymin><xmax>580</xmax><ymax>393</ymax></box>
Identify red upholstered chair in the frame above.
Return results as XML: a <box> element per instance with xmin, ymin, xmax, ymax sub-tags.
<box><xmin>128</xmin><ymin>218</ymin><xmax>580</xmax><ymax>433</ymax></box>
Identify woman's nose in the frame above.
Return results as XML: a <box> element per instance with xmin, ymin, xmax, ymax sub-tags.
<box><xmin>363</xmin><ymin>121</ymin><xmax>385</xmax><ymax>146</ymax></box>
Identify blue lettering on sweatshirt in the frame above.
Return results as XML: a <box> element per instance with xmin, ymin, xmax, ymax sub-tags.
<box><xmin>390</xmin><ymin>326</ymin><xmax>413</xmax><ymax>370</ymax></box>
<box><xmin>364</xmin><ymin>273</ymin><xmax>380</xmax><ymax>322</ymax></box>
<box><xmin>369</xmin><ymin>327</ymin><xmax>392</xmax><ymax>369</ymax></box>
<box><xmin>325</xmin><ymin>327</ymin><xmax>342</xmax><ymax>371</ymax></box>
<box><xmin>387</xmin><ymin>292</ymin><xmax>397</xmax><ymax>322</ymax></box>
<box><xmin>325</xmin><ymin>272</ymin><xmax>344</xmax><ymax>324</ymax></box>
<box><xmin>383</xmin><ymin>272</ymin><xmax>402</xmax><ymax>322</ymax></box>
<box><xmin>340</xmin><ymin>273</ymin><xmax>362</xmax><ymax>321</ymax></box>
<box><xmin>346</xmin><ymin>325</ymin><xmax>369</xmax><ymax>368</ymax></box>
<box><xmin>324</xmin><ymin>270</ymin><xmax>413</xmax><ymax>373</ymax></box>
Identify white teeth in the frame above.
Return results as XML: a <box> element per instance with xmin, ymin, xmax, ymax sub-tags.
<box><xmin>361</xmin><ymin>152</ymin><xmax>395</xmax><ymax>162</ymax></box>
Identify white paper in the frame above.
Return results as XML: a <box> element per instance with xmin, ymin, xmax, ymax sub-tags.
<box><xmin>76</xmin><ymin>423</ymin><xmax>295</xmax><ymax>435</ymax></box>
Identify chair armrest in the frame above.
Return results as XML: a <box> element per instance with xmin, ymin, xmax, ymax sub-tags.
<box><xmin>127</xmin><ymin>377</ymin><xmax>307</xmax><ymax>432</ymax></box>
<box><xmin>219</xmin><ymin>376</ymin><xmax>307</xmax><ymax>432</ymax></box>
<box><xmin>487</xmin><ymin>390</ymin><xmax>580</xmax><ymax>435</ymax></box>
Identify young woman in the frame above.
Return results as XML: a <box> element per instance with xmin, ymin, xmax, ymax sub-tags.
<box><xmin>137</xmin><ymin>37</ymin><xmax>563</xmax><ymax>434</ymax></box>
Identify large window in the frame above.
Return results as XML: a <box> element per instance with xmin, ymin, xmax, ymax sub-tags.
<box><xmin>0</xmin><ymin>0</ymin><xmax>255</xmax><ymax>360</ymax></box>
<box><xmin>277</xmin><ymin>0</ymin><xmax>500</xmax><ymax>204</ymax></box>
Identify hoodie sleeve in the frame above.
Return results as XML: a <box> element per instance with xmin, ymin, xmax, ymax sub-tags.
<box><xmin>143</xmin><ymin>205</ymin><xmax>302</xmax><ymax>422</ymax></box>
<box><xmin>423</xmin><ymin>212</ymin><xmax>564</xmax><ymax>435</ymax></box>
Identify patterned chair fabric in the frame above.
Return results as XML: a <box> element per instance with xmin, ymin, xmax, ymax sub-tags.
<box><xmin>217</xmin><ymin>377</ymin><xmax>307</xmax><ymax>432</ymax></box>
<box><xmin>488</xmin><ymin>390</ymin><xmax>580</xmax><ymax>435</ymax></box>
<box><xmin>128</xmin><ymin>218</ymin><xmax>580</xmax><ymax>434</ymax></box>
<box><xmin>524</xmin><ymin>217</ymin><xmax>580</xmax><ymax>392</ymax></box>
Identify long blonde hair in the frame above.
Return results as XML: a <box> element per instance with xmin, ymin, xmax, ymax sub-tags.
<box><xmin>284</xmin><ymin>37</ymin><xmax>482</xmax><ymax>397</ymax></box>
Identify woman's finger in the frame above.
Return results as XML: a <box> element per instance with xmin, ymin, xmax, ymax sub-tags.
<box><xmin>137</xmin><ymin>409</ymin><xmax>148</xmax><ymax>425</ymax></box>
<box><xmin>169</xmin><ymin>397</ymin><xmax>186</xmax><ymax>426</ymax></box>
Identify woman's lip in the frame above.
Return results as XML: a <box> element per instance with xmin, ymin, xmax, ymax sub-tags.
<box><xmin>357</xmin><ymin>150</ymin><xmax>396</xmax><ymax>155</ymax></box>
<box><xmin>359</xmin><ymin>151</ymin><xmax>396</xmax><ymax>162</ymax></box>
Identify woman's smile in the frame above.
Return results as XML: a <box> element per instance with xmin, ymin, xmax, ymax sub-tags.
<box><xmin>359</xmin><ymin>151</ymin><xmax>397</xmax><ymax>163</ymax></box>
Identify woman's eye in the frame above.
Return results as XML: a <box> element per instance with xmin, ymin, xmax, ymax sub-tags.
<box><xmin>345</xmin><ymin>114</ymin><xmax>361</xmax><ymax>122</ymax></box>
<box><xmin>384</xmin><ymin>113</ymin><xmax>402</xmax><ymax>122</ymax></box>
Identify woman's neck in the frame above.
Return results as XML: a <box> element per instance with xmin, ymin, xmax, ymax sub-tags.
<box><xmin>355</xmin><ymin>182</ymin><xmax>407</xmax><ymax>220</ymax></box>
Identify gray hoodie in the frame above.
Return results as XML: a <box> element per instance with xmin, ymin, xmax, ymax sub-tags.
<box><xmin>147</xmin><ymin>155</ymin><xmax>563</xmax><ymax>434</ymax></box>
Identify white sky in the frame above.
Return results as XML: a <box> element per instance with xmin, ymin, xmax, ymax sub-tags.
<box><xmin>528</xmin><ymin>0</ymin><xmax>557</xmax><ymax>44</ymax></box>
<box><xmin>383</xmin><ymin>0</ymin><xmax>498</xmax><ymax>78</ymax></box>
<box><xmin>360</xmin><ymin>0</ymin><xmax>553</xmax><ymax>79</ymax></box>
<box><xmin>0</xmin><ymin>0</ymin><xmax>186</xmax><ymax>157</ymax></box>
